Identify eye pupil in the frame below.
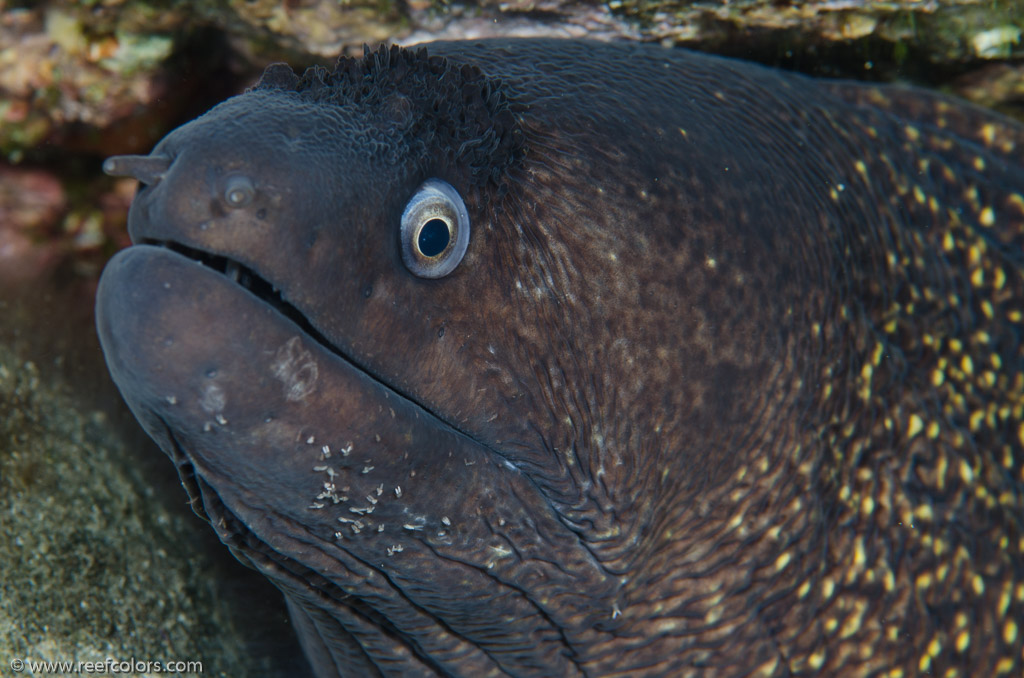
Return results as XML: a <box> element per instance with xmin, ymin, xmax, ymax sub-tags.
<box><xmin>418</xmin><ymin>218</ymin><xmax>450</xmax><ymax>257</ymax></box>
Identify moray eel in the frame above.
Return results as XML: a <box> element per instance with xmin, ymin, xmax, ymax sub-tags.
<box><xmin>95</xmin><ymin>40</ymin><xmax>1024</xmax><ymax>676</ymax></box>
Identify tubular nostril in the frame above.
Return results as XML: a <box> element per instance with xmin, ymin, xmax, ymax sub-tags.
<box><xmin>103</xmin><ymin>154</ymin><xmax>172</xmax><ymax>185</ymax></box>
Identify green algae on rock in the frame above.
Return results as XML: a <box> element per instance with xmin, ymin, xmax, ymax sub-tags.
<box><xmin>0</xmin><ymin>337</ymin><xmax>298</xmax><ymax>677</ymax></box>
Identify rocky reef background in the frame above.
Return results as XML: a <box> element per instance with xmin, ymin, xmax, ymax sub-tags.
<box><xmin>1</xmin><ymin>0</ymin><xmax>1022</xmax><ymax>675</ymax></box>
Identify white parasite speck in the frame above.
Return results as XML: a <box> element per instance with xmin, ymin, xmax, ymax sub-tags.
<box><xmin>441</xmin><ymin>516</ymin><xmax>451</xmax><ymax>526</ymax></box>
<box><xmin>376</xmin><ymin>483</ymin><xmax>384</xmax><ymax>496</ymax></box>
<box><xmin>308</xmin><ymin>502</ymin><xmax>324</xmax><ymax>510</ymax></box>
<box><xmin>202</xmin><ymin>422</ymin><xmax>212</xmax><ymax>432</ymax></box>
<box><xmin>340</xmin><ymin>443</ymin><xmax>352</xmax><ymax>456</ymax></box>
<box><xmin>366</xmin><ymin>495</ymin><xmax>378</xmax><ymax>505</ymax></box>
<box><xmin>313</xmin><ymin>465</ymin><xmax>328</xmax><ymax>472</ymax></box>
<box><xmin>306</xmin><ymin>435</ymin><xmax>316</xmax><ymax>445</ymax></box>
<box><xmin>386</xmin><ymin>544</ymin><xmax>404</xmax><ymax>556</ymax></box>
<box><xmin>612</xmin><ymin>604</ymin><xmax>622</xmax><ymax>619</ymax></box>
<box><xmin>215</xmin><ymin>414</ymin><xmax>228</xmax><ymax>426</ymax></box>
<box><xmin>165</xmin><ymin>395</ymin><xmax>178</xmax><ymax>405</ymax></box>
<box><xmin>321</xmin><ymin>444</ymin><xmax>331</xmax><ymax>458</ymax></box>
<box><xmin>374</xmin><ymin>434</ymin><xmax>381</xmax><ymax>442</ymax></box>
<box><xmin>489</xmin><ymin>544</ymin><xmax>512</xmax><ymax>558</ymax></box>
<box><xmin>403</xmin><ymin>523</ymin><xmax>423</xmax><ymax>531</ymax></box>
<box><xmin>394</xmin><ymin>486</ymin><xmax>402</xmax><ymax>498</ymax></box>
<box><xmin>350</xmin><ymin>506</ymin><xmax>372</xmax><ymax>515</ymax></box>
<box><xmin>334</xmin><ymin>531</ymin><xmax>343</xmax><ymax>540</ymax></box>
<box><xmin>361</xmin><ymin>465</ymin><xmax>375</xmax><ymax>474</ymax></box>
<box><xmin>377</xmin><ymin>524</ymin><xmax>384</xmax><ymax>532</ymax></box>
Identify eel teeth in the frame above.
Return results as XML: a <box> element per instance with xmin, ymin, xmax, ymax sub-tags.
<box><xmin>225</xmin><ymin>260</ymin><xmax>241</xmax><ymax>282</ymax></box>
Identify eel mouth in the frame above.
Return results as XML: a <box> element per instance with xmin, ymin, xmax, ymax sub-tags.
<box><xmin>137</xmin><ymin>238</ymin><xmax>509</xmax><ymax>472</ymax></box>
<box><xmin>144</xmin><ymin>238</ymin><xmax>333</xmax><ymax>351</ymax></box>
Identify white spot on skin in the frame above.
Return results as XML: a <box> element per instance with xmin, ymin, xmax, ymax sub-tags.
<box><xmin>199</xmin><ymin>382</ymin><xmax>225</xmax><ymax>414</ymax></box>
<box><xmin>165</xmin><ymin>395</ymin><xmax>177</xmax><ymax>405</ymax></box>
<box><xmin>271</xmin><ymin>336</ymin><xmax>318</xmax><ymax>401</ymax></box>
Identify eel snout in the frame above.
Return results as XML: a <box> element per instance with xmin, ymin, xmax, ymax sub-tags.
<box><xmin>103</xmin><ymin>154</ymin><xmax>172</xmax><ymax>186</ymax></box>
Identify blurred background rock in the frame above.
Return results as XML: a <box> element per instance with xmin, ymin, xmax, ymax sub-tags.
<box><xmin>1</xmin><ymin>0</ymin><xmax>1021</xmax><ymax>675</ymax></box>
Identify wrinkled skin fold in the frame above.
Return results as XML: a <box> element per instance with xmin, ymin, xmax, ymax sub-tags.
<box><xmin>96</xmin><ymin>40</ymin><xmax>1024</xmax><ymax>677</ymax></box>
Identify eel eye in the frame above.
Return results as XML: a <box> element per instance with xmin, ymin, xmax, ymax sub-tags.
<box><xmin>400</xmin><ymin>179</ymin><xmax>469</xmax><ymax>278</ymax></box>
<box><xmin>224</xmin><ymin>175</ymin><xmax>255</xmax><ymax>208</ymax></box>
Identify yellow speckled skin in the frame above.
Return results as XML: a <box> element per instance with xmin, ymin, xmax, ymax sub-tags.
<box><xmin>96</xmin><ymin>40</ymin><xmax>1022</xmax><ymax>676</ymax></box>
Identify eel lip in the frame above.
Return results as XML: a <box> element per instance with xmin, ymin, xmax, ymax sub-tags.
<box><xmin>142</xmin><ymin>238</ymin><xmax>331</xmax><ymax>350</ymax></box>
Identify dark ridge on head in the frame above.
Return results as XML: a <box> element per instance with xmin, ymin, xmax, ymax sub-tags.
<box><xmin>252</xmin><ymin>44</ymin><xmax>525</xmax><ymax>192</ymax></box>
